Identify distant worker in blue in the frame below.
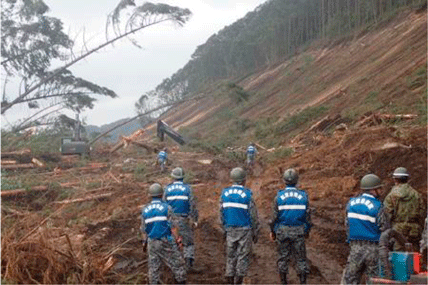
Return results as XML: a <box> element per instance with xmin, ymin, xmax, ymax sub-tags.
<box><xmin>140</xmin><ymin>183</ymin><xmax>186</xmax><ymax>284</ymax></box>
<box><xmin>269</xmin><ymin>168</ymin><xmax>312</xmax><ymax>284</ymax></box>
<box><xmin>219</xmin><ymin>167</ymin><xmax>260</xmax><ymax>284</ymax></box>
<box><xmin>342</xmin><ymin>174</ymin><xmax>390</xmax><ymax>285</ymax></box>
<box><xmin>157</xmin><ymin>147</ymin><xmax>168</xmax><ymax>172</ymax></box>
<box><xmin>246</xmin><ymin>142</ymin><xmax>257</xmax><ymax>169</ymax></box>
<box><xmin>163</xmin><ymin>167</ymin><xmax>199</xmax><ymax>271</ymax></box>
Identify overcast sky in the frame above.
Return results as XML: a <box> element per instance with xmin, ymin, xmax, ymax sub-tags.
<box><xmin>1</xmin><ymin>0</ymin><xmax>267</xmax><ymax>127</ymax></box>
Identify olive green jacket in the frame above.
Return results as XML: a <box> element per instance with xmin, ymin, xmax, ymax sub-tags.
<box><xmin>384</xmin><ymin>183</ymin><xmax>426</xmax><ymax>237</ymax></box>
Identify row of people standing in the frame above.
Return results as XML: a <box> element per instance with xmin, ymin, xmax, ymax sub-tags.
<box><xmin>140</xmin><ymin>164</ymin><xmax>426</xmax><ymax>284</ymax></box>
<box><xmin>140</xmin><ymin>165</ymin><xmax>312</xmax><ymax>284</ymax></box>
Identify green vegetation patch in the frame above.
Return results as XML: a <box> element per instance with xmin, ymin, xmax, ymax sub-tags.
<box><xmin>274</xmin><ymin>106</ymin><xmax>329</xmax><ymax>136</ymax></box>
<box><xmin>407</xmin><ymin>66</ymin><xmax>427</xmax><ymax>90</ymax></box>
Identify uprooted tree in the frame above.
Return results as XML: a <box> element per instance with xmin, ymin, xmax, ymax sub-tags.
<box><xmin>1</xmin><ymin>0</ymin><xmax>192</xmax><ymax>131</ymax></box>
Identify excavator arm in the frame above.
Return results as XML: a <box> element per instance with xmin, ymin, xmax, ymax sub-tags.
<box><xmin>157</xmin><ymin>120</ymin><xmax>186</xmax><ymax>145</ymax></box>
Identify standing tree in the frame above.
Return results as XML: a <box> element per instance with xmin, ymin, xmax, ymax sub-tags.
<box><xmin>1</xmin><ymin>0</ymin><xmax>192</xmax><ymax>128</ymax></box>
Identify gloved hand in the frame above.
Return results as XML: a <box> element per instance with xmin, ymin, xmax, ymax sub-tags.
<box><xmin>270</xmin><ymin>232</ymin><xmax>276</xmax><ymax>241</ymax></box>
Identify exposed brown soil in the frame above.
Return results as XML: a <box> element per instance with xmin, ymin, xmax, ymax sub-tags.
<box><xmin>1</xmin><ymin>10</ymin><xmax>427</xmax><ymax>285</ymax></box>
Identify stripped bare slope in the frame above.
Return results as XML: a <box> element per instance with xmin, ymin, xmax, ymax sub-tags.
<box><xmin>153</xmin><ymin>11</ymin><xmax>426</xmax><ymax>136</ymax></box>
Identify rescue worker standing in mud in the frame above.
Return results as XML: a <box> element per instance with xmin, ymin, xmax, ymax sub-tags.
<box><xmin>269</xmin><ymin>168</ymin><xmax>311</xmax><ymax>284</ymax></box>
<box><xmin>342</xmin><ymin>174</ymin><xmax>390</xmax><ymax>285</ymax></box>
<box><xmin>163</xmin><ymin>167</ymin><xmax>199</xmax><ymax>271</ymax></box>
<box><xmin>383</xmin><ymin>167</ymin><xmax>426</xmax><ymax>251</ymax></box>
<box><xmin>246</xmin><ymin>142</ymin><xmax>257</xmax><ymax>169</ymax></box>
<box><xmin>140</xmin><ymin>183</ymin><xmax>186</xmax><ymax>284</ymax></box>
<box><xmin>220</xmin><ymin>167</ymin><xmax>260</xmax><ymax>284</ymax></box>
<box><xmin>157</xmin><ymin>148</ymin><xmax>168</xmax><ymax>171</ymax></box>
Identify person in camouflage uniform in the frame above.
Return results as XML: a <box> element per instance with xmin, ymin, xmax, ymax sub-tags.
<box><xmin>219</xmin><ymin>167</ymin><xmax>260</xmax><ymax>284</ymax></box>
<box><xmin>383</xmin><ymin>167</ymin><xmax>426</xmax><ymax>252</ymax></box>
<box><xmin>269</xmin><ymin>168</ymin><xmax>312</xmax><ymax>285</ymax></box>
<box><xmin>342</xmin><ymin>174</ymin><xmax>390</xmax><ymax>285</ymax></box>
<box><xmin>140</xmin><ymin>183</ymin><xmax>186</xmax><ymax>284</ymax></box>
<box><xmin>163</xmin><ymin>167</ymin><xmax>199</xmax><ymax>270</ymax></box>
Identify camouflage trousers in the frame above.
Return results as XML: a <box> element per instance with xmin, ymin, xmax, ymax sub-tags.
<box><xmin>342</xmin><ymin>241</ymin><xmax>379</xmax><ymax>285</ymax></box>
<box><xmin>275</xmin><ymin>225</ymin><xmax>308</xmax><ymax>276</ymax></box>
<box><xmin>148</xmin><ymin>236</ymin><xmax>186</xmax><ymax>284</ymax></box>
<box><xmin>177</xmin><ymin>216</ymin><xmax>195</xmax><ymax>259</ymax></box>
<box><xmin>225</xmin><ymin>227</ymin><xmax>253</xmax><ymax>277</ymax></box>
<box><xmin>246</xmin><ymin>154</ymin><xmax>255</xmax><ymax>165</ymax></box>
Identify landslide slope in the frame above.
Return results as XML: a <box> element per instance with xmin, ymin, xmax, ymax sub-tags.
<box><xmin>2</xmin><ymin>8</ymin><xmax>427</xmax><ymax>285</ymax></box>
<box><xmin>147</xmin><ymin>9</ymin><xmax>427</xmax><ymax>283</ymax></box>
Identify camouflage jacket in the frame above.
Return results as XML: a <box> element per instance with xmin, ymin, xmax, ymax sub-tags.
<box><xmin>384</xmin><ymin>183</ymin><xmax>426</xmax><ymax>237</ymax></box>
<box><xmin>421</xmin><ymin>217</ymin><xmax>427</xmax><ymax>252</ymax></box>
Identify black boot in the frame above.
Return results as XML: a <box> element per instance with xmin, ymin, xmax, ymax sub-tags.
<box><xmin>173</xmin><ymin>279</ymin><xmax>186</xmax><ymax>284</ymax></box>
<box><xmin>225</xmin><ymin>276</ymin><xmax>234</xmax><ymax>284</ymax></box>
<box><xmin>235</xmin><ymin>276</ymin><xmax>244</xmax><ymax>284</ymax></box>
<box><xmin>299</xmin><ymin>273</ymin><xmax>307</xmax><ymax>284</ymax></box>
<box><xmin>279</xmin><ymin>272</ymin><xmax>287</xmax><ymax>285</ymax></box>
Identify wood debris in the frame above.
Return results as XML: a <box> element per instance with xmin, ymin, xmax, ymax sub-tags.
<box><xmin>110</xmin><ymin>129</ymin><xmax>146</xmax><ymax>153</ymax></box>
<box><xmin>31</xmin><ymin>158</ymin><xmax>45</xmax><ymax>167</ymax></box>
<box><xmin>356</xmin><ymin>113</ymin><xmax>418</xmax><ymax>127</ymax></box>
<box><xmin>1</xmin><ymin>182</ymin><xmax>81</xmax><ymax>198</ymax></box>
<box><xmin>1</xmin><ymin>160</ymin><xmax>17</xmax><ymax>165</ymax></box>
<box><xmin>1</xmin><ymin>148</ymin><xmax>31</xmax><ymax>157</ymax></box>
<box><xmin>53</xmin><ymin>192</ymin><xmax>113</xmax><ymax>204</ymax></box>
<box><xmin>1</xmin><ymin>163</ymin><xmax>35</xmax><ymax>170</ymax></box>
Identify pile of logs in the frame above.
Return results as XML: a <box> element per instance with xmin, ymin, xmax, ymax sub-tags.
<box><xmin>1</xmin><ymin>148</ymin><xmax>45</xmax><ymax>169</ymax></box>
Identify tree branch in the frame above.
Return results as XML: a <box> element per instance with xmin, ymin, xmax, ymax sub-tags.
<box><xmin>1</xmin><ymin>17</ymin><xmax>173</xmax><ymax>114</ymax></box>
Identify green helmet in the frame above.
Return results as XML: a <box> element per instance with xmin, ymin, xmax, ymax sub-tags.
<box><xmin>230</xmin><ymin>167</ymin><xmax>246</xmax><ymax>183</ymax></box>
<box><xmin>360</xmin><ymin>174</ymin><xmax>382</xmax><ymax>190</ymax></box>
<box><xmin>171</xmin><ymin>167</ymin><xmax>185</xmax><ymax>179</ymax></box>
<box><xmin>393</xmin><ymin>167</ymin><xmax>409</xmax><ymax>178</ymax></box>
<box><xmin>283</xmin><ymin>168</ymin><xmax>298</xmax><ymax>184</ymax></box>
<box><xmin>148</xmin><ymin>183</ymin><xmax>163</xmax><ymax>197</ymax></box>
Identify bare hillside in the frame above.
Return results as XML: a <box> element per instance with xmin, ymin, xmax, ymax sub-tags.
<box><xmin>1</xmin><ymin>10</ymin><xmax>427</xmax><ymax>285</ymax></box>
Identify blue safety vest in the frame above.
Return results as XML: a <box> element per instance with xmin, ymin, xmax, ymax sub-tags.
<box><xmin>158</xmin><ymin>151</ymin><xmax>167</xmax><ymax>161</ymax></box>
<box><xmin>221</xmin><ymin>185</ymin><xmax>252</xmax><ymax>228</ymax></box>
<box><xmin>164</xmin><ymin>181</ymin><xmax>191</xmax><ymax>216</ymax></box>
<box><xmin>275</xmin><ymin>186</ymin><xmax>309</xmax><ymax>230</ymax></box>
<box><xmin>247</xmin><ymin>145</ymin><xmax>256</xmax><ymax>155</ymax></box>
<box><xmin>346</xmin><ymin>193</ymin><xmax>382</xmax><ymax>242</ymax></box>
<box><xmin>141</xmin><ymin>199</ymin><xmax>171</xmax><ymax>239</ymax></box>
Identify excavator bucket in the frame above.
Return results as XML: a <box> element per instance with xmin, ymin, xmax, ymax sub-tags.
<box><xmin>157</xmin><ymin>120</ymin><xmax>186</xmax><ymax>145</ymax></box>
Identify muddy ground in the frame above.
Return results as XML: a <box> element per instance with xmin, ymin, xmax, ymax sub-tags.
<box><xmin>2</xmin><ymin>9</ymin><xmax>427</xmax><ymax>285</ymax></box>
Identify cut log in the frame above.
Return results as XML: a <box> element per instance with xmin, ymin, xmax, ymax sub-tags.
<box><xmin>1</xmin><ymin>163</ymin><xmax>35</xmax><ymax>170</ymax></box>
<box><xmin>131</xmin><ymin>140</ymin><xmax>153</xmax><ymax>152</ymax></box>
<box><xmin>53</xmin><ymin>192</ymin><xmax>113</xmax><ymax>204</ymax></box>
<box><xmin>110</xmin><ymin>141</ymin><xmax>125</xmax><ymax>153</ymax></box>
<box><xmin>1</xmin><ymin>181</ymin><xmax>81</xmax><ymax>198</ymax></box>
<box><xmin>254</xmin><ymin>142</ymin><xmax>267</xmax><ymax>151</ymax></box>
<box><xmin>31</xmin><ymin>158</ymin><xmax>45</xmax><ymax>167</ymax></box>
<box><xmin>1</xmin><ymin>148</ymin><xmax>31</xmax><ymax>157</ymax></box>
<box><xmin>1</xmin><ymin>185</ymin><xmax>48</xmax><ymax>197</ymax></box>
<box><xmin>1</xmin><ymin>160</ymin><xmax>17</xmax><ymax>165</ymax></box>
<box><xmin>110</xmin><ymin>129</ymin><xmax>146</xmax><ymax>153</ymax></box>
